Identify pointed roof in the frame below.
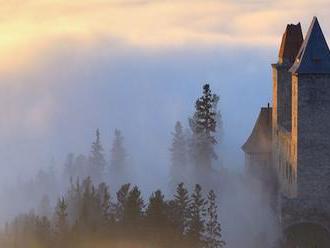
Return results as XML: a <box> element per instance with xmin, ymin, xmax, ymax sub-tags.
<box><xmin>278</xmin><ymin>23</ymin><xmax>304</xmax><ymax>65</ymax></box>
<box><xmin>242</xmin><ymin>106</ymin><xmax>272</xmax><ymax>154</ymax></box>
<box><xmin>290</xmin><ymin>17</ymin><xmax>330</xmax><ymax>74</ymax></box>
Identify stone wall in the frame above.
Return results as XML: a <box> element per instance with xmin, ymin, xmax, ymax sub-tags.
<box><xmin>292</xmin><ymin>74</ymin><xmax>330</xmax><ymax>203</ymax></box>
<box><xmin>272</xmin><ymin>63</ymin><xmax>292</xmax><ymax>132</ymax></box>
<box><xmin>272</xmin><ymin>62</ymin><xmax>296</xmax><ymax>198</ymax></box>
<box><xmin>274</xmin><ymin>127</ymin><xmax>296</xmax><ymax>198</ymax></box>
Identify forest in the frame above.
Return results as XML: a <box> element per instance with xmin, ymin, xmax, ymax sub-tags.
<box><xmin>0</xmin><ymin>84</ymin><xmax>227</xmax><ymax>248</ymax></box>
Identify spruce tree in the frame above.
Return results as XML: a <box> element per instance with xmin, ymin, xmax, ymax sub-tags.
<box><xmin>189</xmin><ymin>84</ymin><xmax>218</xmax><ymax>171</ymax></box>
<box><xmin>123</xmin><ymin>186</ymin><xmax>144</xmax><ymax>232</ymax></box>
<box><xmin>89</xmin><ymin>129</ymin><xmax>106</xmax><ymax>183</ymax></box>
<box><xmin>55</xmin><ymin>197</ymin><xmax>68</xmax><ymax>239</ymax></box>
<box><xmin>205</xmin><ymin>190</ymin><xmax>225</xmax><ymax>248</ymax></box>
<box><xmin>79</xmin><ymin>177</ymin><xmax>103</xmax><ymax>231</ymax></box>
<box><xmin>115</xmin><ymin>183</ymin><xmax>131</xmax><ymax>222</ymax></box>
<box><xmin>187</xmin><ymin>184</ymin><xmax>207</xmax><ymax>248</ymax></box>
<box><xmin>173</xmin><ymin>183</ymin><xmax>190</xmax><ymax>235</ymax></box>
<box><xmin>169</xmin><ymin>121</ymin><xmax>187</xmax><ymax>190</ymax></box>
<box><xmin>145</xmin><ymin>190</ymin><xmax>167</xmax><ymax>227</ymax></box>
<box><xmin>145</xmin><ymin>190</ymin><xmax>168</xmax><ymax>244</ymax></box>
<box><xmin>97</xmin><ymin>182</ymin><xmax>112</xmax><ymax>224</ymax></box>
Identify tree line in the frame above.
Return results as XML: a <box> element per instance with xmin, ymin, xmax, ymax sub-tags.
<box><xmin>2</xmin><ymin>179</ymin><xmax>225</xmax><ymax>248</ymax></box>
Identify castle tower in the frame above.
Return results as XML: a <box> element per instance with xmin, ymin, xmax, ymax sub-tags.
<box><xmin>290</xmin><ymin>17</ymin><xmax>330</xmax><ymax>204</ymax></box>
<box><xmin>279</xmin><ymin>18</ymin><xmax>330</xmax><ymax>245</ymax></box>
<box><xmin>273</xmin><ymin>23</ymin><xmax>303</xmax><ymax>131</ymax></box>
<box><xmin>272</xmin><ymin>23</ymin><xmax>303</xmax><ymax>197</ymax></box>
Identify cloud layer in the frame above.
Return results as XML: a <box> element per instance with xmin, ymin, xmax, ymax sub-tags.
<box><xmin>1</xmin><ymin>0</ymin><xmax>330</xmax><ymax>71</ymax></box>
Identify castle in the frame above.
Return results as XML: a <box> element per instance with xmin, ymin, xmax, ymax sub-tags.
<box><xmin>242</xmin><ymin>17</ymin><xmax>330</xmax><ymax>244</ymax></box>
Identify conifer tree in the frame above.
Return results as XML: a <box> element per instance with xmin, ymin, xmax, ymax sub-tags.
<box><xmin>123</xmin><ymin>186</ymin><xmax>144</xmax><ymax>228</ymax></box>
<box><xmin>79</xmin><ymin>177</ymin><xmax>103</xmax><ymax>231</ymax></box>
<box><xmin>115</xmin><ymin>183</ymin><xmax>131</xmax><ymax>222</ymax></box>
<box><xmin>66</xmin><ymin>177</ymin><xmax>82</xmax><ymax>225</ymax></box>
<box><xmin>55</xmin><ymin>197</ymin><xmax>68</xmax><ymax>238</ymax></box>
<box><xmin>187</xmin><ymin>184</ymin><xmax>207</xmax><ymax>248</ymax></box>
<box><xmin>189</xmin><ymin>84</ymin><xmax>218</xmax><ymax>171</ymax></box>
<box><xmin>173</xmin><ymin>183</ymin><xmax>190</xmax><ymax>235</ymax></box>
<box><xmin>145</xmin><ymin>190</ymin><xmax>167</xmax><ymax>227</ymax></box>
<box><xmin>169</xmin><ymin>122</ymin><xmax>187</xmax><ymax>190</ymax></box>
<box><xmin>89</xmin><ymin>129</ymin><xmax>106</xmax><ymax>183</ymax></box>
<box><xmin>97</xmin><ymin>182</ymin><xmax>112</xmax><ymax>224</ymax></box>
<box><xmin>205</xmin><ymin>190</ymin><xmax>225</xmax><ymax>248</ymax></box>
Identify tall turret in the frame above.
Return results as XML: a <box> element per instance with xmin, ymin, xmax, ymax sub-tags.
<box><xmin>272</xmin><ymin>23</ymin><xmax>303</xmax><ymax>197</ymax></box>
<box><xmin>272</xmin><ymin>23</ymin><xmax>303</xmax><ymax>131</ymax></box>
<box><xmin>290</xmin><ymin>17</ymin><xmax>330</xmax><ymax>202</ymax></box>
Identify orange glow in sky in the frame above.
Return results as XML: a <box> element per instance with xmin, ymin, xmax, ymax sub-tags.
<box><xmin>0</xmin><ymin>0</ymin><xmax>329</xmax><ymax>72</ymax></box>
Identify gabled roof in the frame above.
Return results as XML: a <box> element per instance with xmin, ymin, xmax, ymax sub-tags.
<box><xmin>290</xmin><ymin>17</ymin><xmax>330</xmax><ymax>74</ymax></box>
<box><xmin>242</xmin><ymin>107</ymin><xmax>272</xmax><ymax>154</ymax></box>
<box><xmin>278</xmin><ymin>23</ymin><xmax>304</xmax><ymax>65</ymax></box>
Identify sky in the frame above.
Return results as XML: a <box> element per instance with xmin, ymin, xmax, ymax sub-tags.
<box><xmin>1</xmin><ymin>0</ymin><xmax>330</xmax><ymax>183</ymax></box>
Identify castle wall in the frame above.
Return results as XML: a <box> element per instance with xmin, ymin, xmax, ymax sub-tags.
<box><xmin>292</xmin><ymin>74</ymin><xmax>330</xmax><ymax>204</ymax></box>
<box><xmin>272</xmin><ymin>63</ymin><xmax>296</xmax><ymax>198</ymax></box>
<box><xmin>274</xmin><ymin>128</ymin><xmax>296</xmax><ymax>198</ymax></box>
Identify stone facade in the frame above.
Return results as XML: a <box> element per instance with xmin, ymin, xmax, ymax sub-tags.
<box><xmin>292</xmin><ymin>74</ymin><xmax>330</xmax><ymax>202</ymax></box>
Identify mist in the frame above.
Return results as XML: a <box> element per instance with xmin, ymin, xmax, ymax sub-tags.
<box><xmin>0</xmin><ymin>39</ymin><xmax>279</xmax><ymax>247</ymax></box>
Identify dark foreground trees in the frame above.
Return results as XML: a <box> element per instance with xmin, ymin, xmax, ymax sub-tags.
<box><xmin>2</xmin><ymin>179</ymin><xmax>225</xmax><ymax>248</ymax></box>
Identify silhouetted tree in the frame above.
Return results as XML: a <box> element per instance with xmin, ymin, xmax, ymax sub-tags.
<box><xmin>77</xmin><ymin>177</ymin><xmax>103</xmax><ymax>232</ymax></box>
<box><xmin>115</xmin><ymin>183</ymin><xmax>130</xmax><ymax>222</ymax></box>
<box><xmin>172</xmin><ymin>183</ymin><xmax>191</xmax><ymax>235</ymax></box>
<box><xmin>169</xmin><ymin>122</ymin><xmax>188</xmax><ymax>191</ymax></box>
<box><xmin>66</xmin><ymin>177</ymin><xmax>82</xmax><ymax>225</ymax></box>
<box><xmin>97</xmin><ymin>182</ymin><xmax>112</xmax><ymax>225</ymax></box>
<box><xmin>89</xmin><ymin>129</ymin><xmax>106</xmax><ymax>183</ymax></box>
<box><xmin>205</xmin><ymin>190</ymin><xmax>225</xmax><ymax>248</ymax></box>
<box><xmin>187</xmin><ymin>184</ymin><xmax>207</xmax><ymax>248</ymax></box>
<box><xmin>123</xmin><ymin>186</ymin><xmax>144</xmax><ymax>236</ymax></box>
<box><xmin>189</xmin><ymin>84</ymin><xmax>218</xmax><ymax>171</ymax></box>
<box><xmin>55</xmin><ymin>197</ymin><xmax>68</xmax><ymax>240</ymax></box>
<box><xmin>145</xmin><ymin>190</ymin><xmax>169</xmax><ymax>245</ymax></box>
